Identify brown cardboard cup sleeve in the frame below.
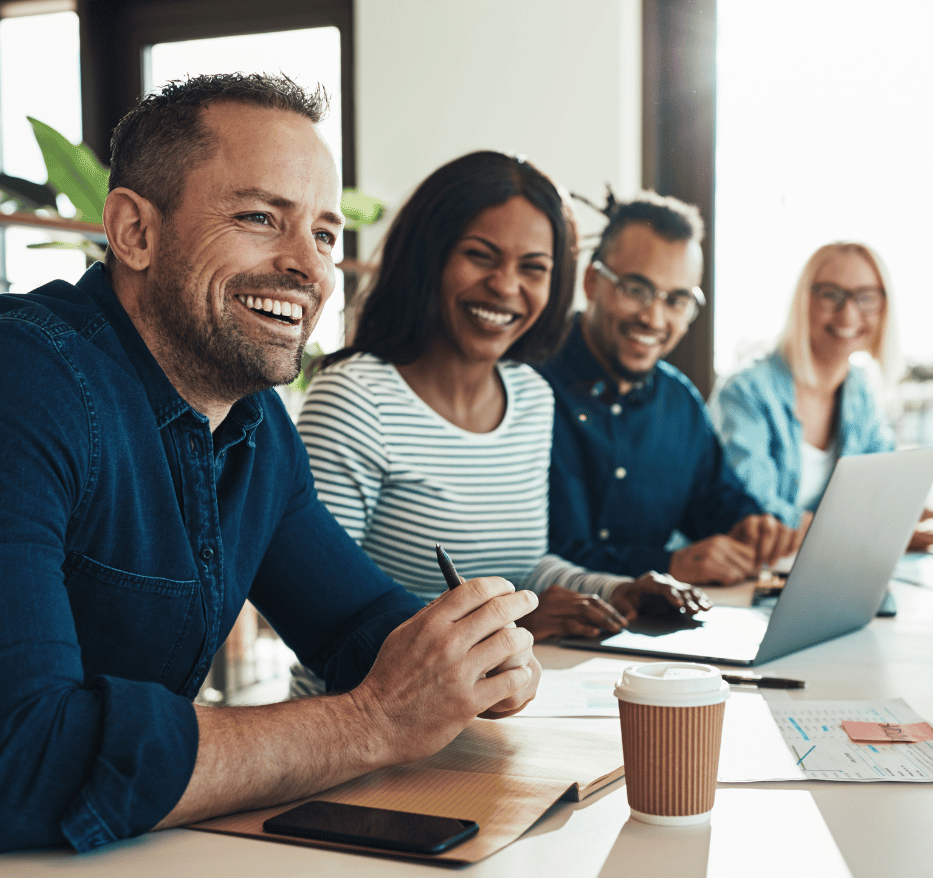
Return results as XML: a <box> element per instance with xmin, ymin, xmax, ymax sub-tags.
<box><xmin>615</xmin><ymin>662</ymin><xmax>730</xmax><ymax>826</ymax></box>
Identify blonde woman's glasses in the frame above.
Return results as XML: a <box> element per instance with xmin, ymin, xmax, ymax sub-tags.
<box><xmin>811</xmin><ymin>283</ymin><xmax>885</xmax><ymax>314</ymax></box>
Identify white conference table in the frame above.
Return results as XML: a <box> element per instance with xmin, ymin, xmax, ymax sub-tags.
<box><xmin>7</xmin><ymin>579</ymin><xmax>933</xmax><ymax>878</ymax></box>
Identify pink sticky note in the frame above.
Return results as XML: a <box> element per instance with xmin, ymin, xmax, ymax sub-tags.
<box><xmin>841</xmin><ymin>721</ymin><xmax>933</xmax><ymax>744</ymax></box>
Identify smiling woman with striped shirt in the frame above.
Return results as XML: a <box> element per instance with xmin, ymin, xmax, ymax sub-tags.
<box><xmin>291</xmin><ymin>151</ymin><xmax>709</xmax><ymax>697</ymax></box>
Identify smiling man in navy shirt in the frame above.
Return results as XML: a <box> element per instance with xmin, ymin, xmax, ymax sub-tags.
<box><xmin>539</xmin><ymin>192</ymin><xmax>802</xmax><ymax>585</ymax></box>
<box><xmin>0</xmin><ymin>73</ymin><xmax>539</xmax><ymax>853</ymax></box>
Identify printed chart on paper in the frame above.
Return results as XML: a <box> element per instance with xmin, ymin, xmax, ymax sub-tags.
<box><xmin>769</xmin><ymin>699</ymin><xmax>933</xmax><ymax>781</ymax></box>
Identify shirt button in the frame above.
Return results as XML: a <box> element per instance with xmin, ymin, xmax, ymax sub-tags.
<box><xmin>200</xmin><ymin>546</ymin><xmax>214</xmax><ymax>561</ymax></box>
<box><xmin>615</xmin><ymin>467</ymin><xmax>627</xmax><ymax>479</ymax></box>
<box><xmin>610</xmin><ymin>403</ymin><xmax>622</xmax><ymax>415</ymax></box>
<box><xmin>598</xmin><ymin>529</ymin><xmax>610</xmax><ymax>540</ymax></box>
<box><xmin>578</xmin><ymin>413</ymin><xmax>588</xmax><ymax>422</ymax></box>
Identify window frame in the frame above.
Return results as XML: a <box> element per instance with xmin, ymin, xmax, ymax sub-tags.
<box><xmin>642</xmin><ymin>0</ymin><xmax>717</xmax><ymax>398</ymax></box>
<box><xmin>76</xmin><ymin>0</ymin><xmax>357</xmax><ymax>263</ymax></box>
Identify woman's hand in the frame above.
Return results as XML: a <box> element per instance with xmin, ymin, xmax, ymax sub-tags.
<box><xmin>610</xmin><ymin>572</ymin><xmax>712</xmax><ymax>621</ymax></box>
<box><xmin>519</xmin><ymin>584</ymin><xmax>628</xmax><ymax>641</ymax></box>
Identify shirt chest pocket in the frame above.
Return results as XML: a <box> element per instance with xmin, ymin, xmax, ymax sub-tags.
<box><xmin>63</xmin><ymin>551</ymin><xmax>204</xmax><ymax>692</ymax></box>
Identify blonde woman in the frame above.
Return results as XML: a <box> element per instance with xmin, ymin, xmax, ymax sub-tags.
<box><xmin>710</xmin><ymin>242</ymin><xmax>931</xmax><ymax>548</ymax></box>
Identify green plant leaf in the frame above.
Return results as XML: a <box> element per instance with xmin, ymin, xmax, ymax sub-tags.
<box><xmin>341</xmin><ymin>188</ymin><xmax>385</xmax><ymax>231</ymax></box>
<box><xmin>28</xmin><ymin>117</ymin><xmax>109</xmax><ymax>224</ymax></box>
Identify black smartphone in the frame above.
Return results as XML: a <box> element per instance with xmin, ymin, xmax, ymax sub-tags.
<box><xmin>262</xmin><ymin>800</ymin><xmax>479</xmax><ymax>855</ymax></box>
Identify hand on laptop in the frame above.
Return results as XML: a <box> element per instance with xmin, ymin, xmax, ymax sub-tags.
<box><xmin>519</xmin><ymin>576</ymin><xmax>712</xmax><ymax>642</ymax></box>
<box><xmin>611</xmin><ymin>573</ymin><xmax>712</xmax><ymax>622</ymax></box>
<box><xmin>670</xmin><ymin>515</ymin><xmax>803</xmax><ymax>585</ymax></box>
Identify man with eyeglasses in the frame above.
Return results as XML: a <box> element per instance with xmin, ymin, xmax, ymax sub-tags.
<box><xmin>539</xmin><ymin>192</ymin><xmax>803</xmax><ymax>587</ymax></box>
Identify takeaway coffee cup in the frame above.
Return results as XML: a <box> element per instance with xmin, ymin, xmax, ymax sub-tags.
<box><xmin>614</xmin><ymin>662</ymin><xmax>729</xmax><ymax>825</ymax></box>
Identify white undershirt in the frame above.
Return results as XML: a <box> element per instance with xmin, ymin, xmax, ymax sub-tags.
<box><xmin>798</xmin><ymin>439</ymin><xmax>838</xmax><ymax>510</ymax></box>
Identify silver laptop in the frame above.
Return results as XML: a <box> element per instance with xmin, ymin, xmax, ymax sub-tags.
<box><xmin>559</xmin><ymin>447</ymin><xmax>933</xmax><ymax>666</ymax></box>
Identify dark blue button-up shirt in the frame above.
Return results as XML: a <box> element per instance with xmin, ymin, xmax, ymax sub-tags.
<box><xmin>538</xmin><ymin>315</ymin><xmax>761</xmax><ymax>576</ymax></box>
<box><xmin>0</xmin><ymin>264</ymin><xmax>423</xmax><ymax>853</ymax></box>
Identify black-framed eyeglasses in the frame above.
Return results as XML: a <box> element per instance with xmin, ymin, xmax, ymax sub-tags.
<box><xmin>592</xmin><ymin>260</ymin><xmax>705</xmax><ymax>322</ymax></box>
<box><xmin>810</xmin><ymin>283</ymin><xmax>885</xmax><ymax>314</ymax></box>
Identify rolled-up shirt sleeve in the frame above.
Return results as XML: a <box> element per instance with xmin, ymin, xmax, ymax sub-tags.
<box><xmin>2</xmin><ymin>590</ymin><xmax>197</xmax><ymax>852</ymax></box>
<box><xmin>518</xmin><ymin>553</ymin><xmax>632</xmax><ymax>602</ymax></box>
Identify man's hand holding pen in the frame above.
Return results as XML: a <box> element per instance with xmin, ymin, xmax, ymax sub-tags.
<box><xmin>358</xmin><ymin>576</ymin><xmax>541</xmax><ymax>751</ymax></box>
<box><xmin>352</xmin><ymin>571</ymin><xmax>541</xmax><ymax>766</ymax></box>
<box><xmin>433</xmin><ymin>544</ymin><xmax>536</xmax><ymax>717</ymax></box>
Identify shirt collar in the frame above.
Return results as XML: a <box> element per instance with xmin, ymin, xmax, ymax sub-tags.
<box><xmin>76</xmin><ymin>262</ymin><xmax>265</xmax><ymax>438</ymax></box>
<box><xmin>216</xmin><ymin>394</ymin><xmax>265</xmax><ymax>452</ymax></box>
<box><xmin>558</xmin><ymin>312</ymin><xmax>656</xmax><ymax>405</ymax></box>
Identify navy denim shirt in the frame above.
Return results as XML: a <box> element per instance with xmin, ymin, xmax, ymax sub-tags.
<box><xmin>538</xmin><ymin>315</ymin><xmax>761</xmax><ymax>576</ymax></box>
<box><xmin>0</xmin><ymin>264</ymin><xmax>423</xmax><ymax>852</ymax></box>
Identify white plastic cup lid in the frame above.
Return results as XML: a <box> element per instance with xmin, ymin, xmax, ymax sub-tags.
<box><xmin>614</xmin><ymin>662</ymin><xmax>730</xmax><ymax>707</ymax></box>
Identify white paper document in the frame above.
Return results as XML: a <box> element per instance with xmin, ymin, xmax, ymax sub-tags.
<box><xmin>517</xmin><ymin>659</ymin><xmax>635</xmax><ymax>717</ymax></box>
<box><xmin>707</xmin><ymin>790</ymin><xmax>853</xmax><ymax>878</ymax></box>
<box><xmin>769</xmin><ymin>698</ymin><xmax>933</xmax><ymax>781</ymax></box>
<box><xmin>717</xmin><ymin>689</ymin><xmax>805</xmax><ymax>782</ymax></box>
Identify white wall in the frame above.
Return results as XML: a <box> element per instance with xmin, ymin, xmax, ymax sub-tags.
<box><xmin>354</xmin><ymin>0</ymin><xmax>641</xmax><ymax>269</ymax></box>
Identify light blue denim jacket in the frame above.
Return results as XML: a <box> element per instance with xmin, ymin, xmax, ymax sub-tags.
<box><xmin>708</xmin><ymin>351</ymin><xmax>895</xmax><ymax>527</ymax></box>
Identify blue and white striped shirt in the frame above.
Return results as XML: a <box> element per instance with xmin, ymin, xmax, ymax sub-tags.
<box><xmin>297</xmin><ymin>354</ymin><xmax>554</xmax><ymax>601</ymax></box>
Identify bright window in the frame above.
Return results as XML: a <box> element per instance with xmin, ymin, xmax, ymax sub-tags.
<box><xmin>0</xmin><ymin>9</ymin><xmax>85</xmax><ymax>293</ymax></box>
<box><xmin>715</xmin><ymin>0</ymin><xmax>933</xmax><ymax>377</ymax></box>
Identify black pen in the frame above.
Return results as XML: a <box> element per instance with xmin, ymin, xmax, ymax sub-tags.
<box><xmin>436</xmin><ymin>543</ymin><xmax>463</xmax><ymax>590</ymax></box>
<box><xmin>721</xmin><ymin>673</ymin><xmax>806</xmax><ymax>689</ymax></box>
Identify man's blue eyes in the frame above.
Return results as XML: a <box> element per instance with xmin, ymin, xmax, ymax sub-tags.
<box><xmin>236</xmin><ymin>214</ymin><xmax>337</xmax><ymax>246</ymax></box>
